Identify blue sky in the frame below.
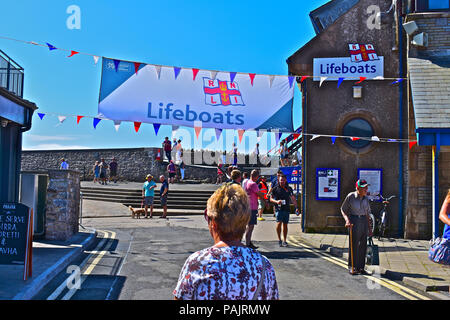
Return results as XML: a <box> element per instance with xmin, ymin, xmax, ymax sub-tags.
<box><xmin>0</xmin><ymin>0</ymin><xmax>328</xmax><ymax>152</ymax></box>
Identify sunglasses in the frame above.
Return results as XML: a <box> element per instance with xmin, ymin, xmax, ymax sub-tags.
<box><xmin>204</xmin><ymin>209</ymin><xmax>210</xmax><ymax>223</ymax></box>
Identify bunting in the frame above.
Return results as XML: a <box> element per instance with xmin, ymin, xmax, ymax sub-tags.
<box><xmin>249</xmin><ymin>73</ymin><xmax>256</xmax><ymax>86</ymax></box>
<box><xmin>93</xmin><ymin>118</ymin><xmax>101</xmax><ymax>129</ymax></box>
<box><xmin>134</xmin><ymin>62</ymin><xmax>141</xmax><ymax>75</ymax></box>
<box><xmin>192</xmin><ymin>68</ymin><xmax>199</xmax><ymax>81</ymax></box>
<box><xmin>238</xmin><ymin>129</ymin><xmax>245</xmax><ymax>143</ymax></box>
<box><xmin>67</xmin><ymin>50</ymin><xmax>79</xmax><ymax>58</ymax></box>
<box><xmin>215</xmin><ymin>128</ymin><xmax>222</xmax><ymax>141</ymax></box>
<box><xmin>114</xmin><ymin>120</ymin><xmax>121</xmax><ymax>132</ymax></box>
<box><xmin>32</xmin><ymin>112</ymin><xmax>418</xmax><ymax>146</ymax></box>
<box><xmin>153</xmin><ymin>123</ymin><xmax>161</xmax><ymax>135</ymax></box>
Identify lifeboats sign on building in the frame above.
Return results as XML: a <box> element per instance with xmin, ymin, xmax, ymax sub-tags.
<box><xmin>98</xmin><ymin>58</ymin><xmax>295</xmax><ymax>132</ymax></box>
<box><xmin>313</xmin><ymin>56</ymin><xmax>384</xmax><ymax>81</ymax></box>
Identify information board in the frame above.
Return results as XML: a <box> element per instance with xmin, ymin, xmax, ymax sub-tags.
<box><xmin>0</xmin><ymin>203</ymin><xmax>30</xmax><ymax>265</ymax></box>
<box><xmin>316</xmin><ymin>168</ymin><xmax>340</xmax><ymax>201</ymax></box>
<box><xmin>357</xmin><ymin>168</ymin><xmax>382</xmax><ymax>201</ymax></box>
<box><xmin>280</xmin><ymin>166</ymin><xmax>302</xmax><ymax>184</ymax></box>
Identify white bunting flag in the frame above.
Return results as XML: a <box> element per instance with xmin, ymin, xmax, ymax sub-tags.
<box><xmin>210</xmin><ymin>71</ymin><xmax>218</xmax><ymax>80</ymax></box>
<box><xmin>114</xmin><ymin>120</ymin><xmax>121</xmax><ymax>132</ymax></box>
<box><xmin>58</xmin><ymin>116</ymin><xmax>67</xmax><ymax>124</ymax></box>
<box><xmin>268</xmin><ymin>75</ymin><xmax>275</xmax><ymax>88</ymax></box>
<box><xmin>154</xmin><ymin>65</ymin><xmax>162</xmax><ymax>79</ymax></box>
<box><xmin>320</xmin><ymin>77</ymin><xmax>327</xmax><ymax>87</ymax></box>
<box><xmin>310</xmin><ymin>134</ymin><xmax>320</xmax><ymax>141</ymax></box>
<box><xmin>93</xmin><ymin>56</ymin><xmax>100</xmax><ymax>64</ymax></box>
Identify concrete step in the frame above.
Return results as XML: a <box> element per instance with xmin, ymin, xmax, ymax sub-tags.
<box><xmin>81</xmin><ymin>193</ymin><xmax>210</xmax><ymax>201</ymax></box>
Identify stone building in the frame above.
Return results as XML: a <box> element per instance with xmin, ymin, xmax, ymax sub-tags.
<box><xmin>404</xmin><ymin>0</ymin><xmax>450</xmax><ymax>239</ymax></box>
<box><xmin>0</xmin><ymin>50</ymin><xmax>37</xmax><ymax>203</ymax></box>
<box><xmin>287</xmin><ymin>0</ymin><xmax>406</xmax><ymax>236</ymax></box>
<box><xmin>287</xmin><ymin>0</ymin><xmax>450</xmax><ymax>239</ymax></box>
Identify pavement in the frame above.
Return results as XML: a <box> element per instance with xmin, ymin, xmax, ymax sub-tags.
<box><xmin>2</xmin><ymin>182</ymin><xmax>449</xmax><ymax>300</ymax></box>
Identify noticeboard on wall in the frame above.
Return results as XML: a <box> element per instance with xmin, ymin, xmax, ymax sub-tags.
<box><xmin>316</xmin><ymin>168</ymin><xmax>340</xmax><ymax>201</ymax></box>
<box><xmin>357</xmin><ymin>168</ymin><xmax>382</xmax><ymax>201</ymax></box>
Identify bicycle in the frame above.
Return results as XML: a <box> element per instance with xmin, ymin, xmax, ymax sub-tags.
<box><xmin>372</xmin><ymin>194</ymin><xmax>396</xmax><ymax>240</ymax></box>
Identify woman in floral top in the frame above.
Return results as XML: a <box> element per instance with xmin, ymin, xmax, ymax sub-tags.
<box><xmin>173</xmin><ymin>184</ymin><xmax>278</xmax><ymax>300</ymax></box>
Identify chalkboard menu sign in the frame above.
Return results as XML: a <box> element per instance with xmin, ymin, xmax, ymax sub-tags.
<box><xmin>0</xmin><ymin>203</ymin><xmax>31</xmax><ymax>265</ymax></box>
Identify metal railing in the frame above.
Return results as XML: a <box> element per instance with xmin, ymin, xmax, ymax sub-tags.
<box><xmin>0</xmin><ymin>49</ymin><xmax>24</xmax><ymax>97</ymax></box>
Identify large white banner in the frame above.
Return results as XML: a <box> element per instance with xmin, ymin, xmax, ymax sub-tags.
<box><xmin>98</xmin><ymin>58</ymin><xmax>295</xmax><ymax>132</ymax></box>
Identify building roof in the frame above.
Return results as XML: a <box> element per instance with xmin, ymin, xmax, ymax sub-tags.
<box><xmin>0</xmin><ymin>86</ymin><xmax>37</xmax><ymax>111</ymax></box>
<box><xmin>309</xmin><ymin>0</ymin><xmax>360</xmax><ymax>34</ymax></box>
<box><xmin>409</xmin><ymin>55</ymin><xmax>450</xmax><ymax>129</ymax></box>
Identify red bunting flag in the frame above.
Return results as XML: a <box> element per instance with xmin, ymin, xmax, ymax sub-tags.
<box><xmin>134</xmin><ymin>122</ymin><xmax>142</xmax><ymax>132</ymax></box>
<box><xmin>409</xmin><ymin>141</ymin><xmax>417</xmax><ymax>149</ymax></box>
<box><xmin>238</xmin><ymin>129</ymin><xmax>245</xmax><ymax>143</ymax></box>
<box><xmin>76</xmin><ymin>116</ymin><xmax>84</xmax><ymax>124</ymax></box>
<box><xmin>68</xmin><ymin>51</ymin><xmax>79</xmax><ymax>58</ymax></box>
<box><xmin>355</xmin><ymin>77</ymin><xmax>366</xmax><ymax>84</ymax></box>
<box><xmin>192</xmin><ymin>68</ymin><xmax>199</xmax><ymax>81</ymax></box>
<box><xmin>293</xmin><ymin>133</ymin><xmax>300</xmax><ymax>140</ymax></box>
<box><xmin>351</xmin><ymin>137</ymin><xmax>360</xmax><ymax>141</ymax></box>
<box><xmin>300</xmin><ymin>76</ymin><xmax>308</xmax><ymax>83</ymax></box>
<box><xmin>195</xmin><ymin>126</ymin><xmax>202</xmax><ymax>139</ymax></box>
<box><xmin>134</xmin><ymin>62</ymin><xmax>141</xmax><ymax>75</ymax></box>
<box><xmin>249</xmin><ymin>73</ymin><xmax>256</xmax><ymax>86</ymax></box>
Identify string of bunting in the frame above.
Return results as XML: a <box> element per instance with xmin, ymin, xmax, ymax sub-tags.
<box><xmin>34</xmin><ymin>112</ymin><xmax>418</xmax><ymax>149</ymax></box>
<box><xmin>0</xmin><ymin>35</ymin><xmax>408</xmax><ymax>86</ymax></box>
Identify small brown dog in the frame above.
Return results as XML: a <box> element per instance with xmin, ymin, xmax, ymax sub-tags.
<box><xmin>129</xmin><ymin>206</ymin><xmax>146</xmax><ymax>219</ymax></box>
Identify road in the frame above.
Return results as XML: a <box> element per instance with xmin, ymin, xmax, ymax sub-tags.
<box><xmin>32</xmin><ymin>215</ymin><xmax>434</xmax><ymax>301</ymax></box>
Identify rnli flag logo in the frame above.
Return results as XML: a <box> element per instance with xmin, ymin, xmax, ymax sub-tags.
<box><xmin>348</xmin><ymin>44</ymin><xmax>379</xmax><ymax>63</ymax></box>
<box><xmin>203</xmin><ymin>78</ymin><xmax>245</xmax><ymax>106</ymax></box>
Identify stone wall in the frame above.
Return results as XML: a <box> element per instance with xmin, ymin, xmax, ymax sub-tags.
<box><xmin>45</xmin><ymin>170</ymin><xmax>80</xmax><ymax>241</ymax></box>
<box><xmin>21</xmin><ymin>147</ymin><xmax>273</xmax><ymax>183</ymax></box>
<box><xmin>406</xmin><ymin>12</ymin><xmax>450</xmax><ymax>54</ymax></box>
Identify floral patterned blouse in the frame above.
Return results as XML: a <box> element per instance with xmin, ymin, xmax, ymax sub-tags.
<box><xmin>173</xmin><ymin>246</ymin><xmax>278</xmax><ymax>300</ymax></box>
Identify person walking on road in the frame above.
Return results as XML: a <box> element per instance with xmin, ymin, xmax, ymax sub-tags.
<box><xmin>159</xmin><ymin>175</ymin><xmax>169</xmax><ymax>219</ymax></box>
<box><xmin>340</xmin><ymin>179</ymin><xmax>372</xmax><ymax>275</ymax></box>
<box><xmin>257</xmin><ymin>176</ymin><xmax>269</xmax><ymax>221</ymax></box>
<box><xmin>269</xmin><ymin>174</ymin><xmax>299</xmax><ymax>247</ymax></box>
<box><xmin>173</xmin><ymin>183</ymin><xmax>279</xmax><ymax>300</ymax></box>
<box><xmin>230</xmin><ymin>169</ymin><xmax>242</xmax><ymax>185</ymax></box>
<box><xmin>244</xmin><ymin>170</ymin><xmax>265</xmax><ymax>250</ymax></box>
<box><xmin>142</xmin><ymin>174</ymin><xmax>157</xmax><ymax>219</ymax></box>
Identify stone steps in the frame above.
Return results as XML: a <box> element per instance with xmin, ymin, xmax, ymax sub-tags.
<box><xmin>80</xmin><ymin>186</ymin><xmax>214</xmax><ymax>212</ymax></box>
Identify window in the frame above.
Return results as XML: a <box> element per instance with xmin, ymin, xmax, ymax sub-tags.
<box><xmin>429</xmin><ymin>0</ymin><xmax>449</xmax><ymax>9</ymax></box>
<box><xmin>342</xmin><ymin>118</ymin><xmax>374</xmax><ymax>149</ymax></box>
<box><xmin>416</xmin><ymin>0</ymin><xmax>450</xmax><ymax>11</ymax></box>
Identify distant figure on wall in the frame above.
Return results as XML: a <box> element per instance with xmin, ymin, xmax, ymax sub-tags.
<box><xmin>60</xmin><ymin>158</ymin><xmax>69</xmax><ymax>170</ymax></box>
<box><xmin>93</xmin><ymin>161</ymin><xmax>100</xmax><ymax>183</ymax></box>
<box><xmin>163</xmin><ymin>137</ymin><xmax>172</xmax><ymax>162</ymax></box>
<box><xmin>109</xmin><ymin>157</ymin><xmax>118</xmax><ymax>183</ymax></box>
<box><xmin>99</xmin><ymin>158</ymin><xmax>109</xmax><ymax>185</ymax></box>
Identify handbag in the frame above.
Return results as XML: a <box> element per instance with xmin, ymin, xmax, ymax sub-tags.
<box><xmin>252</xmin><ymin>257</ymin><xmax>266</xmax><ymax>300</ymax></box>
<box><xmin>366</xmin><ymin>236</ymin><xmax>379</xmax><ymax>265</ymax></box>
<box><xmin>428</xmin><ymin>237</ymin><xmax>450</xmax><ymax>265</ymax></box>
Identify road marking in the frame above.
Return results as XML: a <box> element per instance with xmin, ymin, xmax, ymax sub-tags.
<box><xmin>287</xmin><ymin>236</ymin><xmax>431</xmax><ymax>300</ymax></box>
<box><xmin>60</xmin><ymin>230</ymin><xmax>116</xmax><ymax>300</ymax></box>
<box><xmin>46</xmin><ymin>230</ymin><xmax>115</xmax><ymax>300</ymax></box>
